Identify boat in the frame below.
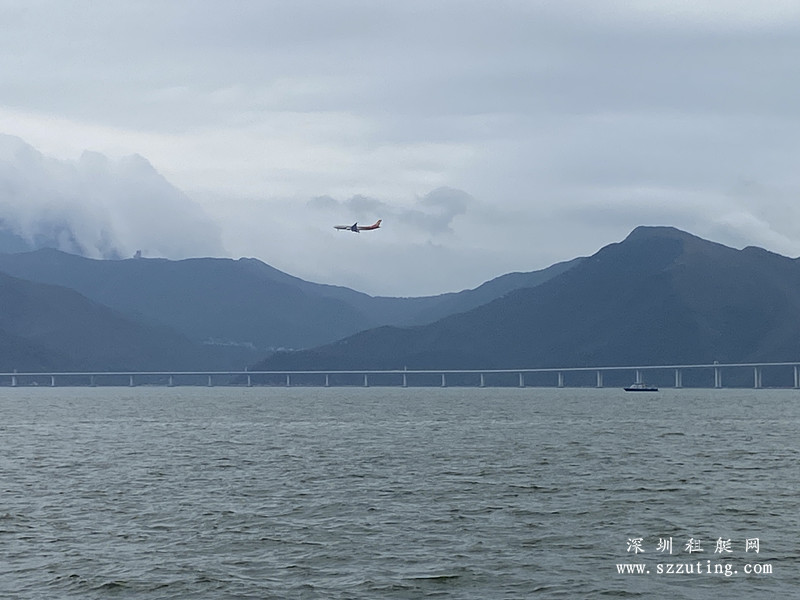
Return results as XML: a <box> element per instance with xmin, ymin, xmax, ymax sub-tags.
<box><xmin>624</xmin><ymin>382</ymin><xmax>659</xmax><ymax>392</ymax></box>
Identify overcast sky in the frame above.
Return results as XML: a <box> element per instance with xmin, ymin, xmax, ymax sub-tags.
<box><xmin>1</xmin><ymin>0</ymin><xmax>800</xmax><ymax>296</ymax></box>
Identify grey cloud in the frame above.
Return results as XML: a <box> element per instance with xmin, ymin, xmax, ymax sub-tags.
<box><xmin>0</xmin><ymin>134</ymin><xmax>225</xmax><ymax>259</ymax></box>
<box><xmin>307</xmin><ymin>186</ymin><xmax>473</xmax><ymax>236</ymax></box>
<box><xmin>6</xmin><ymin>2</ymin><xmax>799</xmax><ymax>141</ymax></box>
<box><xmin>400</xmin><ymin>187</ymin><xmax>472</xmax><ymax>234</ymax></box>
<box><xmin>346</xmin><ymin>194</ymin><xmax>385</xmax><ymax>214</ymax></box>
<box><xmin>307</xmin><ymin>195</ymin><xmax>339</xmax><ymax>211</ymax></box>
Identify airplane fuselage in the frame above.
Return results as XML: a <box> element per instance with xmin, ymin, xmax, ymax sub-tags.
<box><xmin>334</xmin><ymin>219</ymin><xmax>382</xmax><ymax>232</ymax></box>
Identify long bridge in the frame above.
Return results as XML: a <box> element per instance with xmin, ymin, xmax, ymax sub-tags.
<box><xmin>2</xmin><ymin>361</ymin><xmax>800</xmax><ymax>389</ymax></box>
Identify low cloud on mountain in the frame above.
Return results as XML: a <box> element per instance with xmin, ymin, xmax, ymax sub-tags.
<box><xmin>0</xmin><ymin>134</ymin><xmax>224</xmax><ymax>259</ymax></box>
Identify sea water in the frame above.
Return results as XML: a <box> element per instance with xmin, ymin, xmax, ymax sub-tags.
<box><xmin>1</xmin><ymin>386</ymin><xmax>797</xmax><ymax>599</ymax></box>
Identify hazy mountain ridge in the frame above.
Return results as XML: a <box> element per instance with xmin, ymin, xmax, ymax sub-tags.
<box><xmin>0</xmin><ymin>250</ymin><xmax>373</xmax><ymax>356</ymax></box>
<box><xmin>4</xmin><ymin>225</ymin><xmax>795</xmax><ymax>374</ymax></box>
<box><xmin>0</xmin><ymin>270</ymin><xmax>217</xmax><ymax>372</ymax></box>
<box><xmin>254</xmin><ymin>226</ymin><xmax>800</xmax><ymax>371</ymax></box>
<box><xmin>0</xmin><ymin>246</ymin><xmax>576</xmax><ymax>371</ymax></box>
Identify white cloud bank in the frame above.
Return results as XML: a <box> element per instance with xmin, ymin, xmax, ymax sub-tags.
<box><xmin>0</xmin><ymin>135</ymin><xmax>223</xmax><ymax>259</ymax></box>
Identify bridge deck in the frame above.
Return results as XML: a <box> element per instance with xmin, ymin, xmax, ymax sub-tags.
<box><xmin>1</xmin><ymin>362</ymin><xmax>799</xmax><ymax>389</ymax></box>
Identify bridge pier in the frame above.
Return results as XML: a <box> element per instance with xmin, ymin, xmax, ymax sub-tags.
<box><xmin>674</xmin><ymin>369</ymin><xmax>682</xmax><ymax>388</ymax></box>
<box><xmin>441</xmin><ymin>373</ymin><xmax>447</xmax><ymax>387</ymax></box>
<box><xmin>795</xmin><ymin>366</ymin><xmax>799</xmax><ymax>389</ymax></box>
<box><xmin>51</xmin><ymin>375</ymin><xmax>55</xmax><ymax>387</ymax></box>
<box><xmin>402</xmin><ymin>373</ymin><xmax>407</xmax><ymax>387</ymax></box>
<box><xmin>519</xmin><ymin>372</ymin><xmax>525</xmax><ymax>387</ymax></box>
<box><xmin>169</xmin><ymin>375</ymin><xmax>175</xmax><ymax>387</ymax></box>
<box><xmin>480</xmin><ymin>373</ymin><xmax>485</xmax><ymax>387</ymax></box>
<box><xmin>129</xmin><ymin>375</ymin><xmax>135</xmax><ymax>387</ymax></box>
<box><xmin>364</xmin><ymin>374</ymin><xmax>369</xmax><ymax>387</ymax></box>
<box><xmin>558</xmin><ymin>372</ymin><xmax>564</xmax><ymax>388</ymax></box>
<box><xmin>754</xmin><ymin>367</ymin><xmax>762</xmax><ymax>389</ymax></box>
<box><xmin>325</xmin><ymin>374</ymin><xmax>330</xmax><ymax>387</ymax></box>
<box><xmin>714</xmin><ymin>366</ymin><xmax>722</xmax><ymax>388</ymax></box>
<box><xmin>596</xmin><ymin>371</ymin><xmax>603</xmax><ymax>388</ymax></box>
<box><xmin>208</xmin><ymin>375</ymin><xmax>213</xmax><ymax>387</ymax></box>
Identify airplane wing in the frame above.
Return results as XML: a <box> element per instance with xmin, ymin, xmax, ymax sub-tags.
<box><xmin>334</xmin><ymin>222</ymin><xmax>359</xmax><ymax>232</ymax></box>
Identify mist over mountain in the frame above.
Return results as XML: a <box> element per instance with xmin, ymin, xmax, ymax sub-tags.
<box><xmin>254</xmin><ymin>226</ymin><xmax>800</xmax><ymax>371</ymax></box>
<box><xmin>0</xmin><ymin>134</ymin><xmax>224</xmax><ymax>260</ymax></box>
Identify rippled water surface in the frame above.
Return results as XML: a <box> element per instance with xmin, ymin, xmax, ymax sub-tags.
<box><xmin>1</xmin><ymin>386</ymin><xmax>798</xmax><ymax>598</ymax></box>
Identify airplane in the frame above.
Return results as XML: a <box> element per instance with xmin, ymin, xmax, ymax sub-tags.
<box><xmin>334</xmin><ymin>219</ymin><xmax>382</xmax><ymax>233</ymax></box>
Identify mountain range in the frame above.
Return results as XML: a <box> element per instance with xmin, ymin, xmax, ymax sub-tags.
<box><xmin>0</xmin><ymin>270</ymin><xmax>211</xmax><ymax>372</ymax></box>
<box><xmin>1</xmin><ymin>225</ymin><xmax>799</xmax><ymax>374</ymax></box>
<box><xmin>253</xmin><ymin>226</ymin><xmax>800</xmax><ymax>372</ymax></box>
<box><xmin>0</xmin><ymin>245</ymin><xmax>577</xmax><ymax>371</ymax></box>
